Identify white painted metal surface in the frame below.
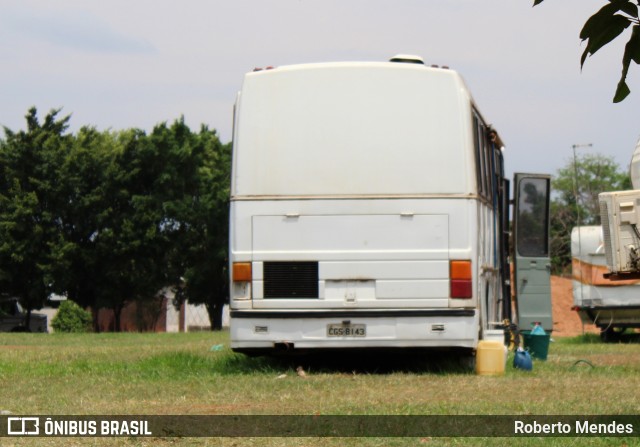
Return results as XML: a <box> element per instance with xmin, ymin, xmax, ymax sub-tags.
<box><xmin>229</xmin><ymin>59</ymin><xmax>503</xmax><ymax>352</ymax></box>
<box><xmin>232</xmin><ymin>62</ymin><xmax>473</xmax><ymax>198</ymax></box>
<box><xmin>630</xmin><ymin>137</ymin><xmax>640</xmax><ymax>189</ymax></box>
<box><xmin>599</xmin><ymin>189</ymin><xmax>640</xmax><ymax>274</ymax></box>
<box><xmin>571</xmin><ymin>226</ymin><xmax>640</xmax><ymax>327</ymax></box>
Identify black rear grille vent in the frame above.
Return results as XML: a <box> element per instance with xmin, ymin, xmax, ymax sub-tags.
<box><xmin>264</xmin><ymin>262</ymin><xmax>319</xmax><ymax>299</ymax></box>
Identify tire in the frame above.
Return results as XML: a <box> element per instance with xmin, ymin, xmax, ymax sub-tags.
<box><xmin>600</xmin><ymin>327</ymin><xmax>623</xmax><ymax>343</ymax></box>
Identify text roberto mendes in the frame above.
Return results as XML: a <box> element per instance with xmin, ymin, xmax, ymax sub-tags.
<box><xmin>515</xmin><ymin>420</ymin><xmax>634</xmax><ymax>435</ymax></box>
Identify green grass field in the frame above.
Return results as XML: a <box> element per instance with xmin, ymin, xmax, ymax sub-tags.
<box><xmin>1</xmin><ymin>331</ymin><xmax>638</xmax><ymax>446</ymax></box>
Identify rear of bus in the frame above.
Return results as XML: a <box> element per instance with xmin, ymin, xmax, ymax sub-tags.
<box><xmin>229</xmin><ymin>59</ymin><xmax>494</xmax><ymax>354</ymax></box>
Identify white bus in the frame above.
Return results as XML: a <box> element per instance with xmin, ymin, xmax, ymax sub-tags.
<box><xmin>229</xmin><ymin>56</ymin><xmax>552</xmax><ymax>356</ymax></box>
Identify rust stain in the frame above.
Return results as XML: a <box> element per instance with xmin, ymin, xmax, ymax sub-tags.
<box><xmin>572</xmin><ymin>259</ymin><xmax>640</xmax><ymax>287</ymax></box>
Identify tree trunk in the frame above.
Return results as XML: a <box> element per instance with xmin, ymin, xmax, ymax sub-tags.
<box><xmin>24</xmin><ymin>308</ymin><xmax>32</xmax><ymax>331</ymax></box>
<box><xmin>92</xmin><ymin>308</ymin><xmax>100</xmax><ymax>333</ymax></box>
<box><xmin>113</xmin><ymin>303</ymin><xmax>123</xmax><ymax>332</ymax></box>
<box><xmin>206</xmin><ymin>300</ymin><xmax>224</xmax><ymax>331</ymax></box>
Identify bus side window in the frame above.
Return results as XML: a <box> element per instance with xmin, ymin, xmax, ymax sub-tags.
<box><xmin>473</xmin><ymin>114</ymin><xmax>486</xmax><ymax>198</ymax></box>
<box><xmin>491</xmin><ymin>146</ymin><xmax>501</xmax><ymax>202</ymax></box>
<box><xmin>481</xmin><ymin>125</ymin><xmax>491</xmax><ymax>200</ymax></box>
<box><xmin>474</xmin><ymin>111</ymin><xmax>496</xmax><ymax>202</ymax></box>
<box><xmin>484</xmin><ymin>129</ymin><xmax>495</xmax><ymax>202</ymax></box>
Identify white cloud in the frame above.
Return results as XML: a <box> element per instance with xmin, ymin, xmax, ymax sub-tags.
<box><xmin>2</xmin><ymin>6</ymin><xmax>155</xmax><ymax>54</ymax></box>
<box><xmin>1</xmin><ymin>0</ymin><xmax>639</xmax><ymax>179</ymax></box>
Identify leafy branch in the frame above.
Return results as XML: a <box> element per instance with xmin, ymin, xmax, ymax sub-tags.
<box><xmin>534</xmin><ymin>0</ymin><xmax>640</xmax><ymax>102</ymax></box>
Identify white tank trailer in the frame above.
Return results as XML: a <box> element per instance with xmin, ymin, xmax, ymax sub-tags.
<box><xmin>571</xmin><ymin>226</ymin><xmax>640</xmax><ymax>341</ymax></box>
<box><xmin>573</xmin><ymin>137</ymin><xmax>640</xmax><ymax>341</ymax></box>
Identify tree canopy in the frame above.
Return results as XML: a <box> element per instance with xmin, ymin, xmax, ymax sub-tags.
<box><xmin>534</xmin><ymin>0</ymin><xmax>640</xmax><ymax>102</ymax></box>
<box><xmin>0</xmin><ymin>108</ymin><xmax>231</xmax><ymax>331</ymax></box>
<box><xmin>0</xmin><ymin>108</ymin><xmax>70</xmax><ymax>328</ymax></box>
<box><xmin>550</xmin><ymin>153</ymin><xmax>630</xmax><ymax>274</ymax></box>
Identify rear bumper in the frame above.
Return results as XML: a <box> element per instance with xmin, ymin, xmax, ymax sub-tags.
<box><xmin>230</xmin><ymin>309</ymin><xmax>478</xmax><ymax>351</ymax></box>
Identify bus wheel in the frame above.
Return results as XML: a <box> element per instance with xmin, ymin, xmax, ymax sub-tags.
<box><xmin>600</xmin><ymin>327</ymin><xmax>623</xmax><ymax>343</ymax></box>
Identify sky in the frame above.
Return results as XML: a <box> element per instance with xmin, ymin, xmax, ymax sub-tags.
<box><xmin>1</xmin><ymin>0</ymin><xmax>639</xmax><ymax>181</ymax></box>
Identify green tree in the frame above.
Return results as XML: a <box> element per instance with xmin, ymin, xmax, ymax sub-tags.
<box><xmin>0</xmin><ymin>108</ymin><xmax>69</xmax><ymax>327</ymax></box>
<box><xmin>86</xmin><ymin>120</ymin><xmax>231</xmax><ymax>332</ymax></box>
<box><xmin>180</xmin><ymin>135</ymin><xmax>230</xmax><ymax>331</ymax></box>
<box><xmin>553</xmin><ymin>153</ymin><xmax>631</xmax><ymax>225</ymax></box>
<box><xmin>534</xmin><ymin>0</ymin><xmax>640</xmax><ymax>102</ymax></box>
<box><xmin>90</xmin><ymin>128</ymin><xmax>176</xmax><ymax>331</ymax></box>
<box><xmin>2</xmin><ymin>109</ymin><xmax>231</xmax><ymax>332</ymax></box>
<box><xmin>550</xmin><ymin>153</ymin><xmax>630</xmax><ymax>273</ymax></box>
<box><xmin>49</xmin><ymin>127</ymin><xmax>115</xmax><ymax>329</ymax></box>
<box><xmin>156</xmin><ymin>120</ymin><xmax>231</xmax><ymax>331</ymax></box>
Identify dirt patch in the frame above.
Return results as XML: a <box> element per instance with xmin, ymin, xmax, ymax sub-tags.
<box><xmin>171</xmin><ymin>404</ymin><xmax>262</xmax><ymax>415</ymax></box>
<box><xmin>551</xmin><ymin>275</ymin><xmax>598</xmax><ymax>337</ymax></box>
<box><xmin>0</xmin><ymin>345</ymin><xmax>37</xmax><ymax>350</ymax></box>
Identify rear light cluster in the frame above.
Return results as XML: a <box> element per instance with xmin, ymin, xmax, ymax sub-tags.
<box><xmin>233</xmin><ymin>261</ymin><xmax>472</xmax><ymax>299</ymax></box>
<box><xmin>232</xmin><ymin>262</ymin><xmax>252</xmax><ymax>282</ymax></box>
<box><xmin>450</xmin><ymin>260</ymin><xmax>472</xmax><ymax>299</ymax></box>
<box><xmin>232</xmin><ymin>262</ymin><xmax>252</xmax><ymax>301</ymax></box>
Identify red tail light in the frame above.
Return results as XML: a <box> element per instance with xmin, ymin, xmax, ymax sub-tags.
<box><xmin>450</xmin><ymin>260</ymin><xmax>472</xmax><ymax>299</ymax></box>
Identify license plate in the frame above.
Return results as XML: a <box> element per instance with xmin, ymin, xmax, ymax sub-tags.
<box><xmin>327</xmin><ymin>323</ymin><xmax>366</xmax><ymax>337</ymax></box>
